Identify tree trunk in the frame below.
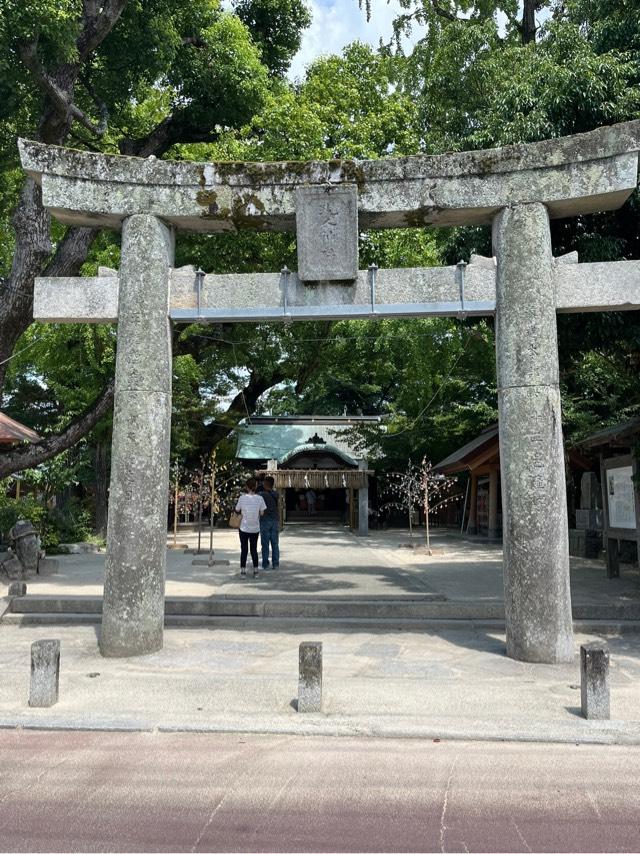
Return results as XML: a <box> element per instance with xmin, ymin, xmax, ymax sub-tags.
<box><xmin>0</xmin><ymin>2</ymin><xmax>129</xmax><ymax>420</ymax></box>
<box><xmin>522</xmin><ymin>0</ymin><xmax>538</xmax><ymax>44</ymax></box>
<box><xmin>0</xmin><ymin>180</ymin><xmax>52</xmax><ymax>398</ymax></box>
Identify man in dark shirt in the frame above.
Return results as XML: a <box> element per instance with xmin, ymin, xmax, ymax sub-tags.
<box><xmin>258</xmin><ymin>475</ymin><xmax>280</xmax><ymax>569</ymax></box>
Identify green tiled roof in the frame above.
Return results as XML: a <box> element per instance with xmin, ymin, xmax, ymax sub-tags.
<box><xmin>236</xmin><ymin>422</ymin><xmax>362</xmax><ymax>463</ymax></box>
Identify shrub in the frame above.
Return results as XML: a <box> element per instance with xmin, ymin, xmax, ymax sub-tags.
<box><xmin>0</xmin><ymin>494</ymin><xmax>46</xmax><ymax>540</ymax></box>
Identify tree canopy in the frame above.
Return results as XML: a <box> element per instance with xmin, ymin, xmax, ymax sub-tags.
<box><xmin>1</xmin><ymin>0</ymin><xmax>639</xmax><ymax>534</ymax></box>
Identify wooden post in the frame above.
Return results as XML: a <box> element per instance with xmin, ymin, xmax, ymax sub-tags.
<box><xmin>467</xmin><ymin>473</ymin><xmax>479</xmax><ymax>535</ymax></box>
<box><xmin>601</xmin><ymin>454</ymin><xmax>623</xmax><ymax>579</ymax></box>
<box><xmin>632</xmin><ymin>449</ymin><xmax>640</xmax><ymax>571</ymax></box>
<box><xmin>599</xmin><ymin>452</ymin><xmax>608</xmax><ymax>562</ymax></box>
<box><xmin>607</xmin><ymin>537</ymin><xmax>620</xmax><ymax>578</ymax></box>
<box><xmin>488</xmin><ymin>467</ymin><xmax>499</xmax><ymax>539</ymax></box>
<box><xmin>460</xmin><ymin>477</ymin><xmax>470</xmax><ymax>534</ymax></box>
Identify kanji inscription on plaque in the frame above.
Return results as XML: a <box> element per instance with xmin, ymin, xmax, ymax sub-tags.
<box><xmin>295</xmin><ymin>184</ymin><xmax>358</xmax><ymax>282</ymax></box>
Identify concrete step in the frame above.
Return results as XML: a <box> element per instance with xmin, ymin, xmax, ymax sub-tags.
<box><xmin>5</xmin><ymin>594</ymin><xmax>640</xmax><ymax>624</ymax></box>
<box><xmin>4</xmin><ymin>611</ymin><xmax>640</xmax><ymax>635</ymax></box>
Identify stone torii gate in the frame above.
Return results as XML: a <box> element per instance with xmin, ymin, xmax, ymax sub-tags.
<box><xmin>19</xmin><ymin>121</ymin><xmax>640</xmax><ymax>663</ymax></box>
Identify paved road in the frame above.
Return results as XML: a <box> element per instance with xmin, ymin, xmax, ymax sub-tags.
<box><xmin>1</xmin><ymin>731</ymin><xmax>639</xmax><ymax>852</ymax></box>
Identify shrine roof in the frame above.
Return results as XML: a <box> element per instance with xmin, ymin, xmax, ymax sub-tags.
<box><xmin>0</xmin><ymin>412</ymin><xmax>40</xmax><ymax>445</ymax></box>
<box><xmin>433</xmin><ymin>425</ymin><xmax>499</xmax><ymax>474</ymax></box>
<box><xmin>235</xmin><ymin>417</ymin><xmax>374</xmax><ymax>463</ymax></box>
<box><xmin>576</xmin><ymin>417</ymin><xmax>640</xmax><ymax>450</ymax></box>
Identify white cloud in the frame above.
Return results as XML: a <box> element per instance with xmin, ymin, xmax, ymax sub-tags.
<box><xmin>288</xmin><ymin>0</ymin><xmax>426</xmax><ymax>81</ymax></box>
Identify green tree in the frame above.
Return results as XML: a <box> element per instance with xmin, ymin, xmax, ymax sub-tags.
<box><xmin>380</xmin><ymin>0</ymin><xmax>640</xmax><ymax>440</ymax></box>
<box><xmin>0</xmin><ymin>0</ymin><xmax>310</xmax><ymax>478</ymax></box>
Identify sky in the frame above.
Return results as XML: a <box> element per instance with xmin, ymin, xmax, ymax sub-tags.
<box><xmin>287</xmin><ymin>0</ymin><xmax>426</xmax><ymax>81</ymax></box>
<box><xmin>222</xmin><ymin>2</ymin><xmax>552</xmax><ymax>83</ymax></box>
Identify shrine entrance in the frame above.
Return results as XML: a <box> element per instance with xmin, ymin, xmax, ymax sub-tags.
<box><xmin>19</xmin><ymin>120</ymin><xmax>640</xmax><ymax>663</ymax></box>
<box><xmin>235</xmin><ymin>414</ymin><xmax>375</xmax><ymax>534</ymax></box>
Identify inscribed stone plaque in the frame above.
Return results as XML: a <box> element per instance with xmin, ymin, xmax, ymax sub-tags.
<box><xmin>295</xmin><ymin>185</ymin><xmax>358</xmax><ymax>282</ymax></box>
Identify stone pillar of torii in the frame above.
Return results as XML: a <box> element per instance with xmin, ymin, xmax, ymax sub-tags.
<box><xmin>19</xmin><ymin>121</ymin><xmax>640</xmax><ymax>662</ymax></box>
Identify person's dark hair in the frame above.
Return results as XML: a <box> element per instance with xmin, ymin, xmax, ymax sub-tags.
<box><xmin>264</xmin><ymin>476</ymin><xmax>275</xmax><ymax>488</ymax></box>
<box><xmin>246</xmin><ymin>478</ymin><xmax>257</xmax><ymax>492</ymax></box>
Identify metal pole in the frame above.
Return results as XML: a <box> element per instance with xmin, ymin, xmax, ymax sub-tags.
<box><xmin>195</xmin><ymin>268</ymin><xmax>205</xmax><ymax>319</ymax></box>
<box><xmin>369</xmin><ymin>263</ymin><xmax>378</xmax><ymax>315</ymax></box>
<box><xmin>281</xmin><ymin>266</ymin><xmax>291</xmax><ymax>320</ymax></box>
<box><xmin>457</xmin><ymin>259</ymin><xmax>467</xmax><ymax>320</ymax></box>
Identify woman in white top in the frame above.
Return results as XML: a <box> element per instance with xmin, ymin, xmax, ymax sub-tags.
<box><xmin>235</xmin><ymin>478</ymin><xmax>266</xmax><ymax>577</ymax></box>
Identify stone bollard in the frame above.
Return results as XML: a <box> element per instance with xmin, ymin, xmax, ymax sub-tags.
<box><xmin>8</xmin><ymin>581</ymin><xmax>27</xmax><ymax>597</ymax></box>
<box><xmin>29</xmin><ymin>640</ymin><xmax>60</xmax><ymax>708</ymax></box>
<box><xmin>298</xmin><ymin>641</ymin><xmax>322</xmax><ymax>713</ymax></box>
<box><xmin>580</xmin><ymin>643</ymin><xmax>610</xmax><ymax>720</ymax></box>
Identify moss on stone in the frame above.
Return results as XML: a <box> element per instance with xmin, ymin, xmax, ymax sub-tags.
<box><xmin>197</xmin><ymin>190</ymin><xmax>268</xmax><ymax>229</ymax></box>
<box><xmin>196</xmin><ymin>190</ymin><xmax>218</xmax><ymax>207</ymax></box>
<box><xmin>340</xmin><ymin>161</ymin><xmax>368</xmax><ymax>193</ymax></box>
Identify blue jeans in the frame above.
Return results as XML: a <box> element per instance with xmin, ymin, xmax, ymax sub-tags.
<box><xmin>260</xmin><ymin>517</ymin><xmax>280</xmax><ymax>568</ymax></box>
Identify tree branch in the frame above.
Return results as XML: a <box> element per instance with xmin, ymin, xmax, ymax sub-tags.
<box><xmin>77</xmin><ymin>0</ymin><xmax>130</xmax><ymax>60</ymax></box>
<box><xmin>294</xmin><ymin>322</ymin><xmax>334</xmax><ymax>395</ymax></box>
<box><xmin>182</xmin><ymin>35</ymin><xmax>207</xmax><ymax>48</ymax></box>
<box><xmin>119</xmin><ymin>109</ymin><xmax>221</xmax><ymax>158</ymax></box>
<box><xmin>429</xmin><ymin>1</ymin><xmax>456</xmax><ymax>23</ymax></box>
<box><xmin>44</xmin><ymin>227</ymin><xmax>99</xmax><ymax>277</ymax></box>
<box><xmin>18</xmin><ymin>41</ymin><xmax>105</xmax><ymax>137</ymax></box>
<box><xmin>80</xmin><ymin>76</ymin><xmax>109</xmax><ymax>135</ymax></box>
<box><xmin>0</xmin><ymin>380</ymin><xmax>114</xmax><ymax>479</ymax></box>
<box><xmin>203</xmin><ymin>369</ymin><xmax>287</xmax><ymax>449</ymax></box>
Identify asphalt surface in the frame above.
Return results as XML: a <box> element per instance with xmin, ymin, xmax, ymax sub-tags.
<box><xmin>1</xmin><ymin>730</ymin><xmax>639</xmax><ymax>852</ymax></box>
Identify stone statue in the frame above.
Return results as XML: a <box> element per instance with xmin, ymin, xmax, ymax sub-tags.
<box><xmin>1</xmin><ymin>519</ymin><xmax>40</xmax><ymax>579</ymax></box>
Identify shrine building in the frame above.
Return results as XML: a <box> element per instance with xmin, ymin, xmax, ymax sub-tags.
<box><xmin>235</xmin><ymin>415</ymin><xmax>379</xmax><ymax>534</ymax></box>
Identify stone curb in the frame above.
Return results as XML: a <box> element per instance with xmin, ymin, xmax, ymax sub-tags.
<box><xmin>1</xmin><ymin>713</ymin><xmax>640</xmax><ymax>746</ymax></box>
